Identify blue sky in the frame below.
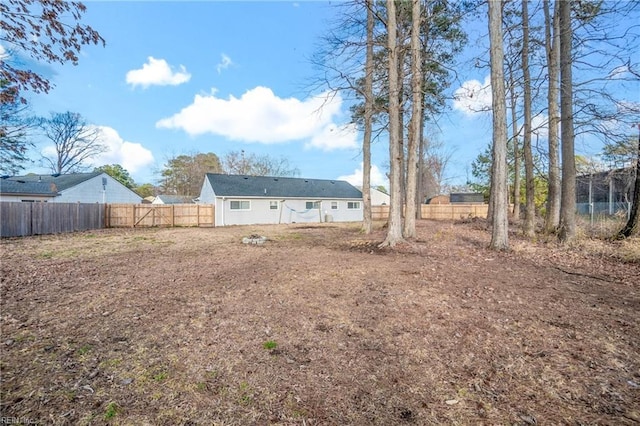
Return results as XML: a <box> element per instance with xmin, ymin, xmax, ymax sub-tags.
<box><xmin>9</xmin><ymin>1</ymin><xmax>639</xmax><ymax>189</ymax></box>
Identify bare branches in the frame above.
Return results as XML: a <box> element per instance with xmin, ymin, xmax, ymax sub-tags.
<box><xmin>40</xmin><ymin>111</ymin><xmax>107</xmax><ymax>174</ymax></box>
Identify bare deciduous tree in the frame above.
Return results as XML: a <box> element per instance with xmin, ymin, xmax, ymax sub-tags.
<box><xmin>41</xmin><ymin>112</ymin><xmax>107</xmax><ymax>175</ymax></box>
<box><xmin>0</xmin><ymin>93</ymin><xmax>39</xmax><ymax>174</ymax></box>
<box><xmin>362</xmin><ymin>0</ymin><xmax>375</xmax><ymax>234</ymax></box>
<box><xmin>617</xmin><ymin>125</ymin><xmax>640</xmax><ymax>238</ymax></box>
<box><xmin>543</xmin><ymin>0</ymin><xmax>561</xmax><ymax>233</ymax></box>
<box><xmin>222</xmin><ymin>150</ymin><xmax>299</xmax><ymax>177</ymax></box>
<box><xmin>521</xmin><ymin>0</ymin><xmax>536</xmax><ymax>238</ymax></box>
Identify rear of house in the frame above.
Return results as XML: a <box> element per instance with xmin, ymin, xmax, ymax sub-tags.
<box><xmin>199</xmin><ymin>174</ymin><xmax>363</xmax><ymax>226</ymax></box>
<box><xmin>2</xmin><ymin>172</ymin><xmax>141</xmax><ymax>203</ymax></box>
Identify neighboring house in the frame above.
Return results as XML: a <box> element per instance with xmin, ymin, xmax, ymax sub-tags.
<box><xmin>357</xmin><ymin>187</ymin><xmax>391</xmax><ymax>206</ymax></box>
<box><xmin>152</xmin><ymin>195</ymin><xmax>196</xmax><ymax>205</ymax></box>
<box><xmin>427</xmin><ymin>193</ymin><xmax>485</xmax><ymax>204</ymax></box>
<box><xmin>2</xmin><ymin>172</ymin><xmax>141</xmax><ymax>203</ymax></box>
<box><xmin>199</xmin><ymin>173</ymin><xmax>363</xmax><ymax>226</ymax></box>
<box><xmin>576</xmin><ymin>167</ymin><xmax>636</xmax><ymax>216</ymax></box>
<box><xmin>0</xmin><ymin>179</ymin><xmax>59</xmax><ymax>202</ymax></box>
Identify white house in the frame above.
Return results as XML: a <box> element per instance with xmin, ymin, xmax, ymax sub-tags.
<box><xmin>0</xmin><ymin>179</ymin><xmax>58</xmax><ymax>202</ymax></box>
<box><xmin>1</xmin><ymin>172</ymin><xmax>141</xmax><ymax>203</ymax></box>
<box><xmin>199</xmin><ymin>174</ymin><xmax>364</xmax><ymax>226</ymax></box>
<box><xmin>152</xmin><ymin>195</ymin><xmax>196</xmax><ymax>204</ymax></box>
<box><xmin>357</xmin><ymin>186</ymin><xmax>390</xmax><ymax>206</ymax></box>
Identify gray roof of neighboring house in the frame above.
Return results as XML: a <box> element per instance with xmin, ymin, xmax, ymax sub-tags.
<box><xmin>0</xmin><ymin>179</ymin><xmax>59</xmax><ymax>196</ymax></box>
<box><xmin>6</xmin><ymin>172</ymin><xmax>103</xmax><ymax>191</ymax></box>
<box><xmin>155</xmin><ymin>195</ymin><xmax>196</xmax><ymax>204</ymax></box>
<box><xmin>205</xmin><ymin>174</ymin><xmax>363</xmax><ymax>199</ymax></box>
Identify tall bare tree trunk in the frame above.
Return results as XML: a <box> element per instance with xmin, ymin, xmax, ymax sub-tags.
<box><xmin>544</xmin><ymin>0</ymin><xmax>561</xmax><ymax>232</ymax></box>
<box><xmin>417</xmin><ymin>127</ymin><xmax>425</xmax><ymax>219</ymax></box>
<box><xmin>380</xmin><ymin>0</ymin><xmax>404</xmax><ymax>248</ymax></box>
<box><xmin>617</xmin><ymin>124</ymin><xmax>640</xmax><ymax>238</ymax></box>
<box><xmin>404</xmin><ymin>0</ymin><xmax>422</xmax><ymax>239</ymax></box>
<box><xmin>362</xmin><ymin>0</ymin><xmax>375</xmax><ymax>234</ymax></box>
<box><xmin>509</xmin><ymin>70</ymin><xmax>521</xmax><ymax>221</ymax></box>
<box><xmin>558</xmin><ymin>0</ymin><xmax>576</xmax><ymax>242</ymax></box>
<box><xmin>521</xmin><ymin>0</ymin><xmax>536</xmax><ymax>237</ymax></box>
<box><xmin>489</xmin><ymin>0</ymin><xmax>509</xmax><ymax>251</ymax></box>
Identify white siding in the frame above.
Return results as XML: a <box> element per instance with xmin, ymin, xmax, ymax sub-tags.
<box><xmin>199</xmin><ymin>179</ymin><xmax>216</xmax><ymax>204</ymax></box>
<box><xmin>55</xmin><ymin>174</ymin><xmax>141</xmax><ymax>203</ymax></box>
<box><xmin>216</xmin><ymin>198</ymin><xmax>363</xmax><ymax>226</ymax></box>
<box><xmin>0</xmin><ymin>195</ymin><xmax>53</xmax><ymax>202</ymax></box>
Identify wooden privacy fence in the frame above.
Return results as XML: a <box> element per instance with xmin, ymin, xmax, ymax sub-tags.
<box><xmin>371</xmin><ymin>204</ymin><xmax>488</xmax><ymax>221</ymax></box>
<box><xmin>106</xmin><ymin>204</ymin><xmax>214</xmax><ymax>228</ymax></box>
<box><xmin>1</xmin><ymin>202</ymin><xmax>105</xmax><ymax>237</ymax></box>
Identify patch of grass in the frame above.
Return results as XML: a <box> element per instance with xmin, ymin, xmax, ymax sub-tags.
<box><xmin>77</xmin><ymin>344</ymin><xmax>92</xmax><ymax>355</ymax></box>
<box><xmin>100</xmin><ymin>358</ymin><xmax>122</xmax><ymax>368</ymax></box>
<box><xmin>104</xmin><ymin>402</ymin><xmax>118</xmax><ymax>420</ymax></box>
<box><xmin>263</xmin><ymin>340</ymin><xmax>278</xmax><ymax>350</ymax></box>
<box><xmin>282</xmin><ymin>232</ymin><xmax>303</xmax><ymax>241</ymax></box>
<box><xmin>153</xmin><ymin>371</ymin><xmax>168</xmax><ymax>382</ymax></box>
<box><xmin>37</xmin><ymin>251</ymin><xmax>55</xmax><ymax>259</ymax></box>
<box><xmin>238</xmin><ymin>381</ymin><xmax>253</xmax><ymax>405</ymax></box>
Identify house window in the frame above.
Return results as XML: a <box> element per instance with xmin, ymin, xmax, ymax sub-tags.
<box><xmin>230</xmin><ymin>200</ymin><xmax>250</xmax><ymax>210</ymax></box>
<box><xmin>269</xmin><ymin>201</ymin><xmax>279</xmax><ymax>210</ymax></box>
<box><xmin>331</xmin><ymin>201</ymin><xmax>338</xmax><ymax>210</ymax></box>
<box><xmin>347</xmin><ymin>201</ymin><xmax>361</xmax><ymax>209</ymax></box>
<box><xmin>306</xmin><ymin>201</ymin><xmax>321</xmax><ymax>209</ymax></box>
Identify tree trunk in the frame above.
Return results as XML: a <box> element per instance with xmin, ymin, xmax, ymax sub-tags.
<box><xmin>544</xmin><ymin>0</ymin><xmax>561</xmax><ymax>233</ymax></box>
<box><xmin>558</xmin><ymin>0</ymin><xmax>577</xmax><ymax>243</ymax></box>
<box><xmin>617</xmin><ymin>125</ymin><xmax>640</xmax><ymax>238</ymax></box>
<box><xmin>509</xmin><ymin>71</ymin><xmax>521</xmax><ymax>222</ymax></box>
<box><xmin>404</xmin><ymin>0</ymin><xmax>422</xmax><ymax>239</ymax></box>
<box><xmin>417</xmin><ymin>124</ymin><xmax>425</xmax><ymax>219</ymax></box>
<box><xmin>521</xmin><ymin>0</ymin><xmax>536</xmax><ymax>238</ymax></box>
<box><xmin>488</xmin><ymin>0</ymin><xmax>509</xmax><ymax>251</ymax></box>
<box><xmin>362</xmin><ymin>0</ymin><xmax>375</xmax><ymax>235</ymax></box>
<box><xmin>380</xmin><ymin>0</ymin><xmax>404</xmax><ymax>248</ymax></box>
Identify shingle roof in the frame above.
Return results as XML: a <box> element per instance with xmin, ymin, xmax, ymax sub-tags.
<box><xmin>0</xmin><ymin>179</ymin><xmax>58</xmax><ymax>196</ymax></box>
<box><xmin>205</xmin><ymin>174</ymin><xmax>362</xmax><ymax>199</ymax></box>
<box><xmin>6</xmin><ymin>172</ymin><xmax>102</xmax><ymax>191</ymax></box>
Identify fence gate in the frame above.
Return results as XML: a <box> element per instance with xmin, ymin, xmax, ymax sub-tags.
<box><xmin>106</xmin><ymin>204</ymin><xmax>214</xmax><ymax>228</ymax></box>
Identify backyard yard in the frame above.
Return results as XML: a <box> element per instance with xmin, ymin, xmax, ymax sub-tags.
<box><xmin>1</xmin><ymin>220</ymin><xmax>639</xmax><ymax>425</ymax></box>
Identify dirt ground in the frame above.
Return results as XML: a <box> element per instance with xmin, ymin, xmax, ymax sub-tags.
<box><xmin>1</xmin><ymin>220</ymin><xmax>639</xmax><ymax>425</ymax></box>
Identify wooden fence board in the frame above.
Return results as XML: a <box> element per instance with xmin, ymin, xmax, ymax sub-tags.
<box><xmin>107</xmin><ymin>204</ymin><xmax>214</xmax><ymax>228</ymax></box>
<box><xmin>1</xmin><ymin>202</ymin><xmax>105</xmax><ymax>237</ymax></box>
<box><xmin>371</xmin><ymin>204</ymin><xmax>488</xmax><ymax>221</ymax></box>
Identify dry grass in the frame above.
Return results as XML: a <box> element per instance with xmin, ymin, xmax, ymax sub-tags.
<box><xmin>1</xmin><ymin>220</ymin><xmax>639</xmax><ymax>425</ymax></box>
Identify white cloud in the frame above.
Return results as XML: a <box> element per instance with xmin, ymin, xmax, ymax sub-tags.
<box><xmin>216</xmin><ymin>53</ymin><xmax>233</xmax><ymax>74</ymax></box>
<box><xmin>609</xmin><ymin>65</ymin><xmax>630</xmax><ymax>79</ymax></box>
<box><xmin>453</xmin><ymin>75</ymin><xmax>492</xmax><ymax>116</ymax></box>
<box><xmin>156</xmin><ymin>86</ymin><xmax>356</xmax><ymax>150</ymax></box>
<box><xmin>531</xmin><ymin>113</ymin><xmax>549</xmax><ymax>138</ymax></box>
<box><xmin>307</xmin><ymin>122</ymin><xmax>358</xmax><ymax>151</ymax></box>
<box><xmin>0</xmin><ymin>44</ymin><xmax>7</xmax><ymax>60</ymax></box>
<box><xmin>91</xmin><ymin>126</ymin><xmax>155</xmax><ymax>173</ymax></box>
<box><xmin>126</xmin><ymin>56</ymin><xmax>191</xmax><ymax>88</ymax></box>
<box><xmin>338</xmin><ymin>164</ymin><xmax>388</xmax><ymax>188</ymax></box>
